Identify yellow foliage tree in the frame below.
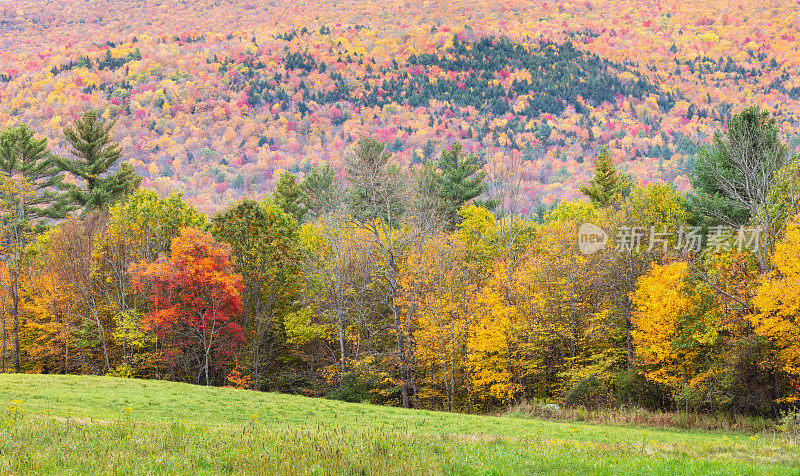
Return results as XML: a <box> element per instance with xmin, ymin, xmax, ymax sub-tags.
<box><xmin>752</xmin><ymin>215</ymin><xmax>800</xmax><ymax>391</ymax></box>
<box><xmin>632</xmin><ymin>261</ymin><xmax>722</xmax><ymax>410</ymax></box>
<box><xmin>468</xmin><ymin>263</ymin><xmax>521</xmax><ymax>405</ymax></box>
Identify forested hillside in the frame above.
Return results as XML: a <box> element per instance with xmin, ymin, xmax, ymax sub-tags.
<box><xmin>5</xmin><ymin>0</ymin><xmax>800</xmax><ymax>428</ymax></box>
<box><xmin>3</xmin><ymin>99</ymin><xmax>800</xmax><ymax>420</ymax></box>
<box><xmin>2</xmin><ymin>0</ymin><xmax>800</xmax><ymax>210</ymax></box>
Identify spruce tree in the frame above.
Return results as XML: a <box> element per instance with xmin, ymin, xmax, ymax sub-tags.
<box><xmin>580</xmin><ymin>147</ymin><xmax>631</xmax><ymax>208</ymax></box>
<box><xmin>58</xmin><ymin>110</ymin><xmax>140</xmax><ymax>211</ymax></box>
<box><xmin>429</xmin><ymin>141</ymin><xmax>486</xmax><ymax>229</ymax></box>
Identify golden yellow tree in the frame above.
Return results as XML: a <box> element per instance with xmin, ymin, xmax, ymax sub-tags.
<box><xmin>631</xmin><ymin>261</ymin><xmax>722</xmax><ymax>410</ymax></box>
<box><xmin>752</xmin><ymin>214</ymin><xmax>800</xmax><ymax>396</ymax></box>
<box><xmin>468</xmin><ymin>262</ymin><xmax>521</xmax><ymax>406</ymax></box>
<box><xmin>404</xmin><ymin>233</ymin><xmax>476</xmax><ymax>410</ymax></box>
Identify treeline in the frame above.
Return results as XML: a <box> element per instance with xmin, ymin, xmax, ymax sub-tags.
<box><xmin>2</xmin><ymin>106</ymin><xmax>800</xmax><ymax>418</ymax></box>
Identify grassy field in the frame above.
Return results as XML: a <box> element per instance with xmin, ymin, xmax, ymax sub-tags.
<box><xmin>0</xmin><ymin>374</ymin><xmax>797</xmax><ymax>475</ymax></box>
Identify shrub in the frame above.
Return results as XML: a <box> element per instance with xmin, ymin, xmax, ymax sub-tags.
<box><xmin>326</xmin><ymin>372</ymin><xmax>375</xmax><ymax>403</ymax></box>
<box><xmin>107</xmin><ymin>363</ymin><xmax>134</xmax><ymax>378</ymax></box>
<box><xmin>778</xmin><ymin>408</ymin><xmax>800</xmax><ymax>443</ymax></box>
<box><xmin>564</xmin><ymin>375</ymin><xmax>611</xmax><ymax>409</ymax></box>
<box><xmin>726</xmin><ymin>335</ymin><xmax>776</xmax><ymax>417</ymax></box>
<box><xmin>506</xmin><ymin>400</ymin><xmax>562</xmax><ymax>419</ymax></box>
<box><xmin>614</xmin><ymin>369</ymin><xmax>670</xmax><ymax>410</ymax></box>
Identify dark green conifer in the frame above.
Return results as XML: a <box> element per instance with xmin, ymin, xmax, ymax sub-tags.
<box><xmin>57</xmin><ymin>109</ymin><xmax>140</xmax><ymax>211</ymax></box>
<box><xmin>273</xmin><ymin>171</ymin><xmax>306</xmax><ymax>223</ymax></box>
<box><xmin>0</xmin><ymin>124</ymin><xmax>71</xmax><ymax>229</ymax></box>
<box><xmin>580</xmin><ymin>147</ymin><xmax>631</xmax><ymax>208</ymax></box>
<box><xmin>429</xmin><ymin>141</ymin><xmax>486</xmax><ymax>229</ymax></box>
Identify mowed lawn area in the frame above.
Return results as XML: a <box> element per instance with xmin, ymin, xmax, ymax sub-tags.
<box><xmin>0</xmin><ymin>374</ymin><xmax>797</xmax><ymax>475</ymax></box>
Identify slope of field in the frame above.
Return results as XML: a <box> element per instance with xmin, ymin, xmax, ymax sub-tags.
<box><xmin>2</xmin><ymin>1</ymin><xmax>800</xmax><ymax>211</ymax></box>
<box><xmin>0</xmin><ymin>374</ymin><xmax>796</xmax><ymax>474</ymax></box>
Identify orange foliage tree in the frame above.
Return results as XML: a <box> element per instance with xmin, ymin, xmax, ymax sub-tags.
<box><xmin>133</xmin><ymin>227</ymin><xmax>244</xmax><ymax>385</ymax></box>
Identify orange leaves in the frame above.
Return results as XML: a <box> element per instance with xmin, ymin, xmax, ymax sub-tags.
<box><xmin>134</xmin><ymin>227</ymin><xmax>244</xmax><ymax>324</ymax></box>
<box><xmin>133</xmin><ymin>227</ymin><xmax>244</xmax><ymax>384</ymax></box>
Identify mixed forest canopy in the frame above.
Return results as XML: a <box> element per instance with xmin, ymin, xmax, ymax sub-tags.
<box><xmin>3</xmin><ymin>103</ymin><xmax>800</xmax><ymax>421</ymax></box>
<box><xmin>6</xmin><ymin>0</ymin><xmax>800</xmax><ymax>425</ymax></box>
<box><xmin>2</xmin><ymin>0</ymin><xmax>800</xmax><ymax>212</ymax></box>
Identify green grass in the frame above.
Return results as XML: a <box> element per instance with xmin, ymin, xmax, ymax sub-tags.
<box><xmin>0</xmin><ymin>375</ymin><xmax>797</xmax><ymax>475</ymax></box>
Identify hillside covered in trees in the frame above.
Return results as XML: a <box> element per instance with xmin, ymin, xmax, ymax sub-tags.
<box><xmin>3</xmin><ymin>102</ymin><xmax>800</xmax><ymax>421</ymax></box>
<box><xmin>2</xmin><ymin>0</ymin><xmax>800</xmax><ymax>211</ymax></box>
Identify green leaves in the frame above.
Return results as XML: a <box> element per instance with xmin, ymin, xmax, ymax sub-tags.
<box><xmin>273</xmin><ymin>171</ymin><xmax>306</xmax><ymax>223</ymax></box>
<box><xmin>579</xmin><ymin>147</ymin><xmax>631</xmax><ymax>209</ymax></box>
<box><xmin>57</xmin><ymin>109</ymin><xmax>141</xmax><ymax>211</ymax></box>
<box><xmin>299</xmin><ymin>163</ymin><xmax>342</xmax><ymax>220</ymax></box>
<box><xmin>0</xmin><ymin>124</ymin><xmax>71</xmax><ymax>230</ymax></box>
<box><xmin>105</xmin><ymin>189</ymin><xmax>207</xmax><ymax>262</ymax></box>
<box><xmin>425</xmin><ymin>141</ymin><xmax>487</xmax><ymax>230</ymax></box>
<box><xmin>211</xmin><ymin>198</ymin><xmax>303</xmax><ymax>321</ymax></box>
<box><xmin>688</xmin><ymin>106</ymin><xmax>793</xmax><ymax>272</ymax></box>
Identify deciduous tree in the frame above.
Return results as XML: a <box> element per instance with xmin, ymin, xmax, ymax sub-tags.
<box><xmin>133</xmin><ymin>227</ymin><xmax>244</xmax><ymax>385</ymax></box>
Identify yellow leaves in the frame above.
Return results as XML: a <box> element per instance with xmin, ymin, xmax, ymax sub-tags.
<box><xmin>617</xmin><ymin>71</ymin><xmax>637</xmax><ymax>84</ymax></box>
<box><xmin>466</xmin><ymin>264</ymin><xmax>521</xmax><ymax>403</ymax></box>
<box><xmin>752</xmin><ymin>214</ymin><xmax>800</xmax><ymax>378</ymax></box>
<box><xmin>285</xmin><ymin>307</ymin><xmax>327</xmax><ymax>346</ymax></box>
<box><xmin>632</xmin><ymin>261</ymin><xmax>721</xmax><ymax>391</ymax></box>
<box><xmin>699</xmin><ymin>32</ymin><xmax>720</xmax><ymax>43</ymax></box>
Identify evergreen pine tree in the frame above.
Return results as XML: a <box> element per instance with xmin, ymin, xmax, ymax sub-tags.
<box><xmin>429</xmin><ymin>141</ymin><xmax>487</xmax><ymax>229</ymax></box>
<box><xmin>300</xmin><ymin>163</ymin><xmax>341</xmax><ymax>219</ymax></box>
<box><xmin>57</xmin><ymin>109</ymin><xmax>140</xmax><ymax>211</ymax></box>
<box><xmin>0</xmin><ymin>124</ymin><xmax>71</xmax><ymax>228</ymax></box>
<box><xmin>580</xmin><ymin>147</ymin><xmax>631</xmax><ymax>208</ymax></box>
<box><xmin>273</xmin><ymin>171</ymin><xmax>306</xmax><ymax>222</ymax></box>
<box><xmin>0</xmin><ymin>124</ymin><xmax>71</xmax><ymax>371</ymax></box>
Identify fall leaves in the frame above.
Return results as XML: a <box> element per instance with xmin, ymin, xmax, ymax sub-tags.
<box><xmin>752</xmin><ymin>215</ymin><xmax>800</xmax><ymax>385</ymax></box>
<box><xmin>133</xmin><ymin>227</ymin><xmax>244</xmax><ymax>386</ymax></box>
<box><xmin>5</xmin><ymin>0</ymin><xmax>800</xmax><ymax>211</ymax></box>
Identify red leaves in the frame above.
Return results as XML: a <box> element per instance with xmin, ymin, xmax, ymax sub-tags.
<box><xmin>133</xmin><ymin>227</ymin><xmax>245</xmax><ymax>381</ymax></box>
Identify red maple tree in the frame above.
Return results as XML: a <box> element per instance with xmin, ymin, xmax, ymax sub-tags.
<box><xmin>133</xmin><ymin>227</ymin><xmax>244</xmax><ymax>385</ymax></box>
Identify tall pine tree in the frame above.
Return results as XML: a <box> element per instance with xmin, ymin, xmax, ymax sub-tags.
<box><xmin>273</xmin><ymin>171</ymin><xmax>306</xmax><ymax>223</ymax></box>
<box><xmin>0</xmin><ymin>124</ymin><xmax>71</xmax><ymax>229</ymax></box>
<box><xmin>0</xmin><ymin>124</ymin><xmax>71</xmax><ymax>371</ymax></box>
<box><xmin>428</xmin><ymin>141</ymin><xmax>486</xmax><ymax>230</ymax></box>
<box><xmin>300</xmin><ymin>163</ymin><xmax>342</xmax><ymax>219</ymax></box>
<box><xmin>58</xmin><ymin>110</ymin><xmax>140</xmax><ymax>211</ymax></box>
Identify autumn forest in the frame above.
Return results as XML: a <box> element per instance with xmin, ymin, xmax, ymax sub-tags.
<box><xmin>1</xmin><ymin>102</ymin><xmax>799</xmax><ymax>421</ymax></box>
<box><xmin>3</xmin><ymin>0</ymin><xmax>800</xmax><ymax>424</ymax></box>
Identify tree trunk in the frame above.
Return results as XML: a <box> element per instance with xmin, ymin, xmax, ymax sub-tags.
<box><xmin>94</xmin><ymin>311</ymin><xmax>110</xmax><ymax>372</ymax></box>
<box><xmin>2</xmin><ymin>306</ymin><xmax>6</xmax><ymax>372</ymax></box>
<box><xmin>391</xmin><ymin>294</ymin><xmax>410</xmax><ymax>408</ymax></box>
<box><xmin>12</xmin><ymin>267</ymin><xmax>20</xmax><ymax>373</ymax></box>
<box><xmin>624</xmin><ymin>303</ymin><xmax>634</xmax><ymax>367</ymax></box>
<box><xmin>337</xmin><ymin>306</ymin><xmax>346</xmax><ymax>383</ymax></box>
<box><xmin>204</xmin><ymin>350</ymin><xmax>210</xmax><ymax>386</ymax></box>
